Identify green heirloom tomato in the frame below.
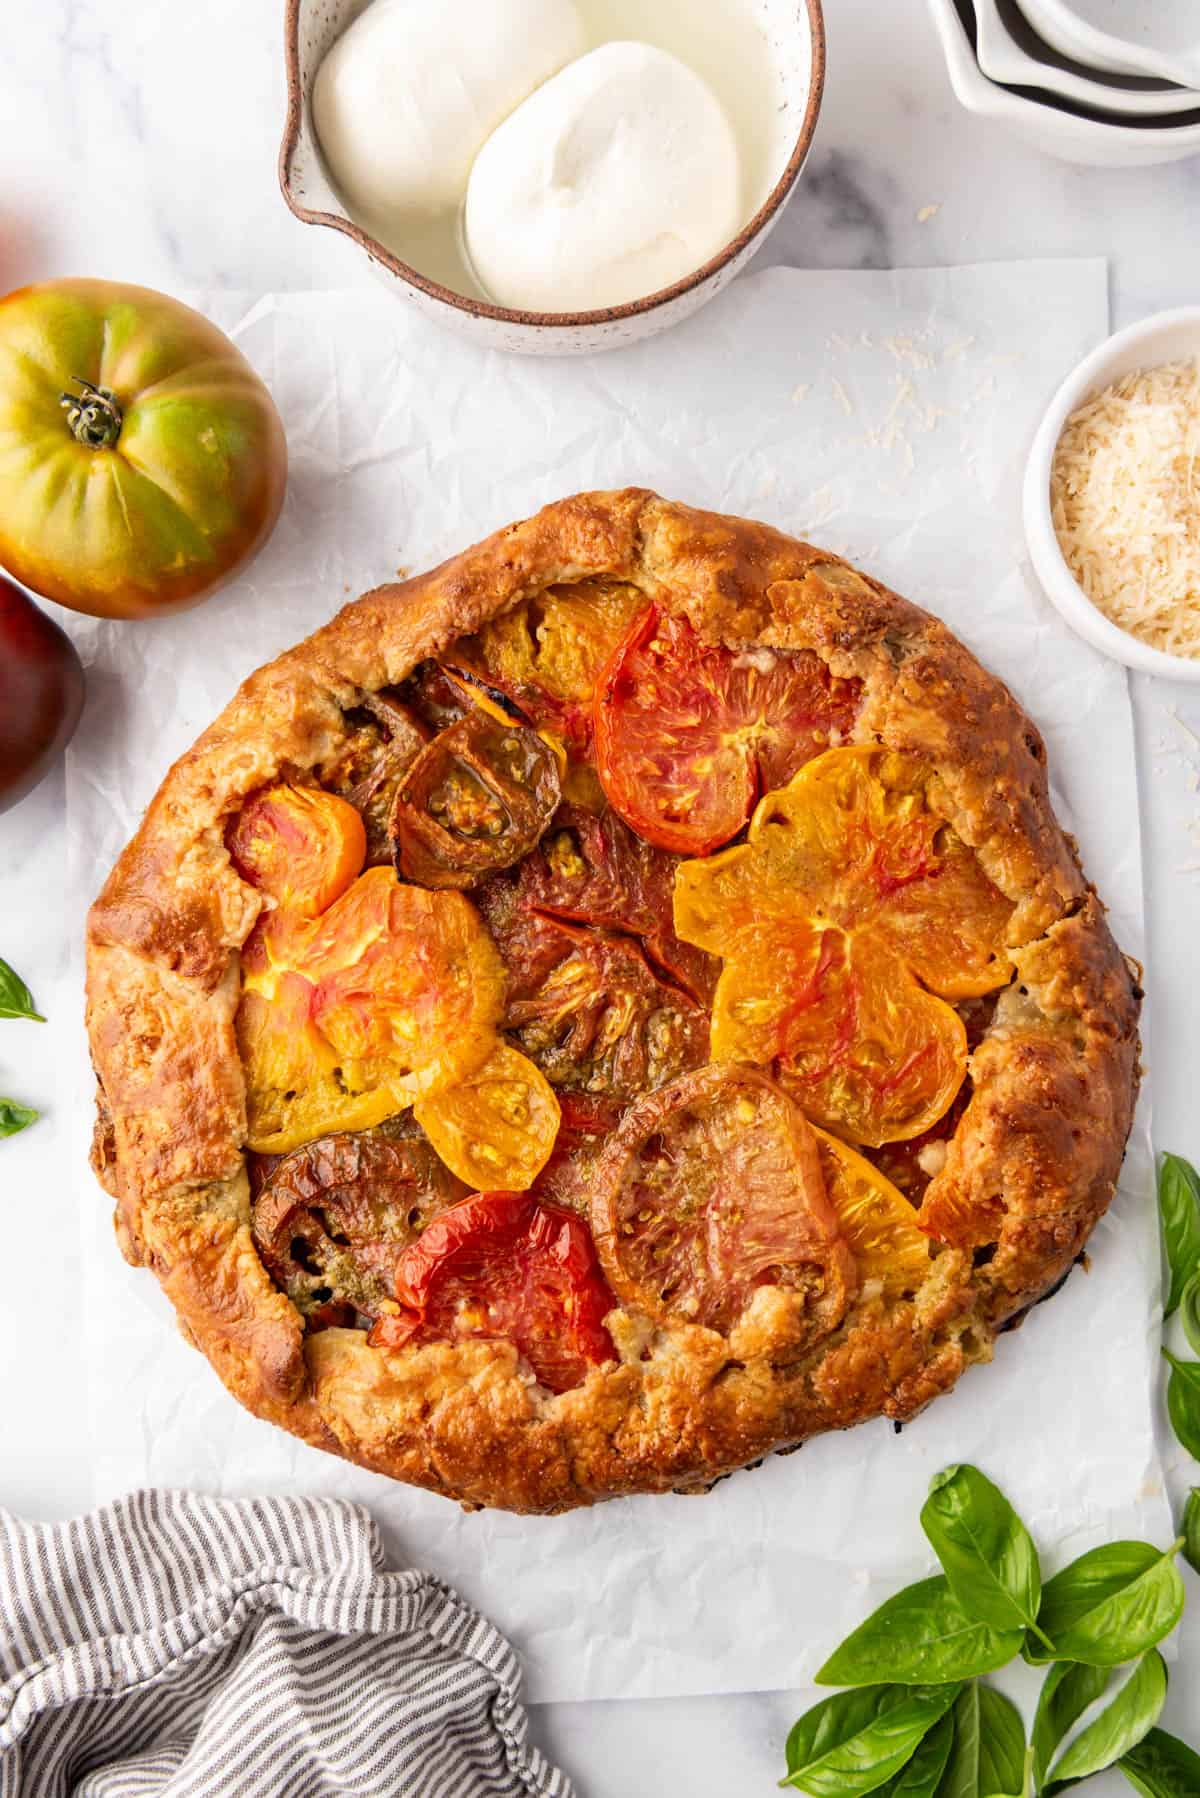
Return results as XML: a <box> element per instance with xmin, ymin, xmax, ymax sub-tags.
<box><xmin>0</xmin><ymin>279</ymin><xmax>287</xmax><ymax>618</ymax></box>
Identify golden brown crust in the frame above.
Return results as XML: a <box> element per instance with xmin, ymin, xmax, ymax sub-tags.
<box><xmin>85</xmin><ymin>489</ymin><xmax>1141</xmax><ymax>1513</ymax></box>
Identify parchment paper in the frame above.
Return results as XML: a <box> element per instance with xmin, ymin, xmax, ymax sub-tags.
<box><xmin>61</xmin><ymin>262</ymin><xmax>1168</xmax><ymax>1702</ymax></box>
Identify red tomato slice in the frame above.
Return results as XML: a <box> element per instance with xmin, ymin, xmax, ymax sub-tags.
<box><xmin>593</xmin><ymin>608</ymin><xmax>861</xmax><ymax>856</ymax></box>
<box><xmin>533</xmin><ymin>1089</ymin><xmax>626</xmax><ymax>1212</ymax></box>
<box><xmin>590</xmin><ymin>1063</ymin><xmax>856</xmax><ymax>1333</ymax></box>
<box><xmin>515</xmin><ymin>803</ymin><xmax>718</xmax><ymax>1004</ymax></box>
<box><xmin>369</xmin><ymin>1191</ymin><xmax>617</xmax><ymax>1392</ymax></box>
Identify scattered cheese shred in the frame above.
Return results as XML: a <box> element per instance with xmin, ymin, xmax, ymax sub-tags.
<box><xmin>1050</xmin><ymin>358</ymin><xmax>1200</xmax><ymax>660</ymax></box>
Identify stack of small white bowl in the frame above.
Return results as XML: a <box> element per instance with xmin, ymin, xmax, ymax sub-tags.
<box><xmin>927</xmin><ymin>0</ymin><xmax>1200</xmax><ymax>166</ymax></box>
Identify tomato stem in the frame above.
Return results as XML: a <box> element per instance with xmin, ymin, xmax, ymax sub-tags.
<box><xmin>59</xmin><ymin>377</ymin><xmax>122</xmax><ymax>449</ymax></box>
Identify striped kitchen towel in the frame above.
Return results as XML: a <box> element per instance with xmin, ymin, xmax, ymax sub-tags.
<box><xmin>0</xmin><ymin>1490</ymin><xmax>575</xmax><ymax>1798</ymax></box>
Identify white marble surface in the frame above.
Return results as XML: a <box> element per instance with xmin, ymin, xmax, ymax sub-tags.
<box><xmin>5</xmin><ymin>0</ymin><xmax>1200</xmax><ymax>1791</ymax></box>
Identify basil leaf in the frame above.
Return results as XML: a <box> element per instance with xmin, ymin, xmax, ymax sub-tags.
<box><xmin>878</xmin><ymin>1710</ymin><xmax>956</xmax><ymax>1798</ymax></box>
<box><xmin>1180</xmin><ymin>1271</ymin><xmax>1200</xmax><ymax>1359</ymax></box>
<box><xmin>1158</xmin><ymin>1154</ymin><xmax>1200</xmax><ymax>1317</ymax></box>
<box><xmin>0</xmin><ymin>956</ymin><xmax>44</xmax><ymax>1022</ymax></box>
<box><xmin>1032</xmin><ymin>1663</ymin><xmax>1113</xmax><ymax>1785</ymax></box>
<box><xmin>1119</xmin><ymin>1727</ymin><xmax>1200</xmax><ymax>1797</ymax></box>
<box><xmin>935</xmin><ymin>1683</ymin><xmax>1025</xmax><ymax>1798</ymax></box>
<box><xmin>817</xmin><ymin>1578</ymin><xmax>1022</xmax><ymax>1688</ymax></box>
<box><xmin>0</xmin><ymin>1098</ymin><xmax>38</xmax><ymax>1138</ymax></box>
<box><xmin>920</xmin><ymin>1466</ymin><xmax>1044</xmax><ymax>1645</ymax></box>
<box><xmin>782</xmin><ymin>1683</ymin><xmax>962</xmax><ymax>1796</ymax></box>
<box><xmin>1044</xmin><ymin>1649</ymin><xmax>1167</xmax><ymax>1791</ymax></box>
<box><xmin>1026</xmin><ymin>1540</ymin><xmax>1185</xmax><ymax>1667</ymax></box>
<box><xmin>1163</xmin><ymin>1351</ymin><xmax>1200</xmax><ymax>1460</ymax></box>
<box><xmin>1181</xmin><ymin>1489</ymin><xmax>1200</xmax><ymax>1577</ymax></box>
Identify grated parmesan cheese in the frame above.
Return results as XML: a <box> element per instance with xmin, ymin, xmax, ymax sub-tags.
<box><xmin>1050</xmin><ymin>358</ymin><xmax>1200</xmax><ymax>660</ymax></box>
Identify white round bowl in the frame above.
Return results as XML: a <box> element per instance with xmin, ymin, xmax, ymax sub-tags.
<box><xmin>1023</xmin><ymin>307</ymin><xmax>1200</xmax><ymax>683</ymax></box>
<box><xmin>281</xmin><ymin>0</ymin><xmax>825</xmax><ymax>356</ymax></box>
<box><xmin>975</xmin><ymin>0</ymin><xmax>1197</xmax><ymax>117</ymax></box>
<box><xmin>1019</xmin><ymin>0</ymin><xmax>1200</xmax><ymax>90</ymax></box>
<box><xmin>927</xmin><ymin>0</ymin><xmax>1200</xmax><ymax>165</ymax></box>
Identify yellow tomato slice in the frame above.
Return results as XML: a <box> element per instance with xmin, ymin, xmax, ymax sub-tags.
<box><xmin>813</xmin><ymin>1126</ymin><xmax>932</xmax><ymax>1299</ymax></box>
<box><xmin>237</xmin><ymin>978</ymin><xmax>404</xmax><ymax>1154</ymax></box>
<box><xmin>708</xmin><ymin>922</ymin><xmax>968</xmax><ymax>1147</ymax></box>
<box><xmin>674</xmin><ymin>746</ymin><xmax>1006</xmax><ymax>1146</ymax></box>
<box><xmin>476</xmin><ymin>579</ymin><xmax>645</xmax><ymax>706</ymax></box>
<box><xmin>236</xmin><ymin>863</ymin><xmax>505</xmax><ymax>1154</ymax></box>
<box><xmin>728</xmin><ymin>748</ymin><xmax>1011</xmax><ymax>996</ymax></box>
<box><xmin>414</xmin><ymin>1040</ymin><xmax>561</xmax><ymax>1192</ymax></box>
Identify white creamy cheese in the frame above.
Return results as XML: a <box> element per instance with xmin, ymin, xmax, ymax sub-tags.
<box><xmin>464</xmin><ymin>40</ymin><xmax>742</xmax><ymax>313</ymax></box>
<box><xmin>313</xmin><ymin>0</ymin><xmax>585</xmax><ymax>220</ymax></box>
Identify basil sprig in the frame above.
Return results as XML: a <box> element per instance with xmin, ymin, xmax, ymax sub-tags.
<box><xmin>781</xmin><ymin>1684</ymin><xmax>962</xmax><ymax>1795</ymax></box>
<box><xmin>939</xmin><ymin>1682</ymin><xmax>1026</xmax><ymax>1798</ymax></box>
<box><xmin>920</xmin><ymin>1466</ymin><xmax>1050</xmax><ymax>1654</ymax></box>
<box><xmin>1158</xmin><ymin>1154</ymin><xmax>1200</xmax><ymax>1318</ymax></box>
<box><xmin>878</xmin><ymin>1709</ymin><xmax>955</xmax><ymax>1796</ymax></box>
<box><xmin>1181</xmin><ymin>1489</ymin><xmax>1200</xmax><ymax>1577</ymax></box>
<box><xmin>1032</xmin><ymin>1662</ymin><xmax>1112</xmax><ymax>1786</ymax></box>
<box><xmin>0</xmin><ymin>955</ymin><xmax>44</xmax><ymax>1135</ymax></box>
<box><xmin>816</xmin><ymin>1577</ymin><xmax>1021</xmax><ymax>1689</ymax></box>
<box><xmin>1118</xmin><ymin>1728</ymin><xmax>1200</xmax><ymax>1796</ymax></box>
<box><xmin>1040</xmin><ymin>1650</ymin><xmax>1165</xmax><ymax>1792</ymax></box>
<box><xmin>785</xmin><ymin>1465</ymin><xmax>1198</xmax><ymax>1797</ymax></box>
<box><xmin>0</xmin><ymin>1097</ymin><xmax>38</xmax><ymax>1137</ymax></box>
<box><xmin>1162</xmin><ymin>1350</ymin><xmax>1200</xmax><ymax>1461</ymax></box>
<box><xmin>1025</xmin><ymin>1539</ymin><xmax>1185</xmax><ymax>1668</ymax></box>
<box><xmin>1178</xmin><ymin>1272</ymin><xmax>1200</xmax><ymax>1359</ymax></box>
<box><xmin>0</xmin><ymin>955</ymin><xmax>44</xmax><ymax>1022</ymax></box>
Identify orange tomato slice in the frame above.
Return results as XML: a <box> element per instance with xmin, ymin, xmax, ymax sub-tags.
<box><xmin>227</xmin><ymin>783</ymin><xmax>366</xmax><ymax>917</ymax></box>
<box><xmin>674</xmin><ymin>747</ymin><xmax>1012</xmax><ymax>1147</ymax></box>
<box><xmin>413</xmin><ymin>1040</ymin><xmax>561</xmax><ymax>1192</ymax></box>
<box><xmin>236</xmin><ymin>858</ymin><xmax>505</xmax><ymax>1153</ymax></box>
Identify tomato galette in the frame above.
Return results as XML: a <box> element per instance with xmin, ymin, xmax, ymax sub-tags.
<box><xmin>86</xmin><ymin>490</ymin><xmax>1141</xmax><ymax>1513</ymax></box>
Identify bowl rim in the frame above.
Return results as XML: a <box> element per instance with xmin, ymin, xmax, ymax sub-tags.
<box><xmin>934</xmin><ymin>0</ymin><xmax>1200</xmax><ymax>137</ymax></box>
<box><xmin>279</xmin><ymin>0</ymin><xmax>826</xmax><ymax>329</ymax></box>
<box><xmin>975</xmin><ymin>0</ymin><xmax>1197</xmax><ymax>119</ymax></box>
<box><xmin>1022</xmin><ymin>304</ymin><xmax>1200</xmax><ymax>683</ymax></box>
<box><xmin>1020</xmin><ymin>0</ymin><xmax>1200</xmax><ymax>89</ymax></box>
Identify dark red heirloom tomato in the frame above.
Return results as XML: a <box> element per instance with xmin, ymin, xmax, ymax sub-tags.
<box><xmin>516</xmin><ymin>804</ymin><xmax>718</xmax><ymax>1004</ymax></box>
<box><xmin>369</xmin><ymin>1190</ymin><xmax>616</xmax><ymax>1393</ymax></box>
<box><xmin>591</xmin><ymin>1063</ymin><xmax>856</xmax><ymax>1334</ymax></box>
<box><xmin>390</xmin><ymin>707</ymin><xmax>561</xmax><ymax>889</ymax></box>
<box><xmin>0</xmin><ymin>575</ymin><xmax>85</xmax><ymax>813</ymax></box>
<box><xmin>251</xmin><ymin>1130</ymin><xmax>468</xmax><ymax>1322</ymax></box>
<box><xmin>593</xmin><ymin>608</ymin><xmax>861</xmax><ymax>856</ymax></box>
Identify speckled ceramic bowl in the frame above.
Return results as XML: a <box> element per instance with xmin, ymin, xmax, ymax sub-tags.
<box><xmin>281</xmin><ymin>0</ymin><xmax>825</xmax><ymax>355</ymax></box>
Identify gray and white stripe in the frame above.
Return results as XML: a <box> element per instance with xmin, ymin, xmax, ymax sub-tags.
<box><xmin>0</xmin><ymin>1490</ymin><xmax>575</xmax><ymax>1797</ymax></box>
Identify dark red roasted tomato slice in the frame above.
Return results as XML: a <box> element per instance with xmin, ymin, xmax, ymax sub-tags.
<box><xmin>590</xmin><ymin>1063</ymin><xmax>856</xmax><ymax>1333</ymax></box>
<box><xmin>320</xmin><ymin>693</ymin><xmax>430</xmax><ymax>866</ymax></box>
<box><xmin>593</xmin><ymin>608</ymin><xmax>862</xmax><ymax>856</ymax></box>
<box><xmin>390</xmin><ymin>704</ymin><xmax>561</xmax><ymax>889</ymax></box>
<box><xmin>368</xmin><ymin>1190</ymin><xmax>617</xmax><ymax>1392</ymax></box>
<box><xmin>516</xmin><ymin>804</ymin><xmax>718</xmax><ymax>1005</ymax></box>
<box><xmin>480</xmin><ymin>888</ymin><xmax>708</xmax><ymax>1099</ymax></box>
<box><xmin>251</xmin><ymin>1129</ymin><xmax>467</xmax><ymax>1323</ymax></box>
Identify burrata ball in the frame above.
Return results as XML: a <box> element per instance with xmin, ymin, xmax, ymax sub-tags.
<box><xmin>464</xmin><ymin>41</ymin><xmax>742</xmax><ymax>313</ymax></box>
<box><xmin>313</xmin><ymin>0</ymin><xmax>585</xmax><ymax>220</ymax></box>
